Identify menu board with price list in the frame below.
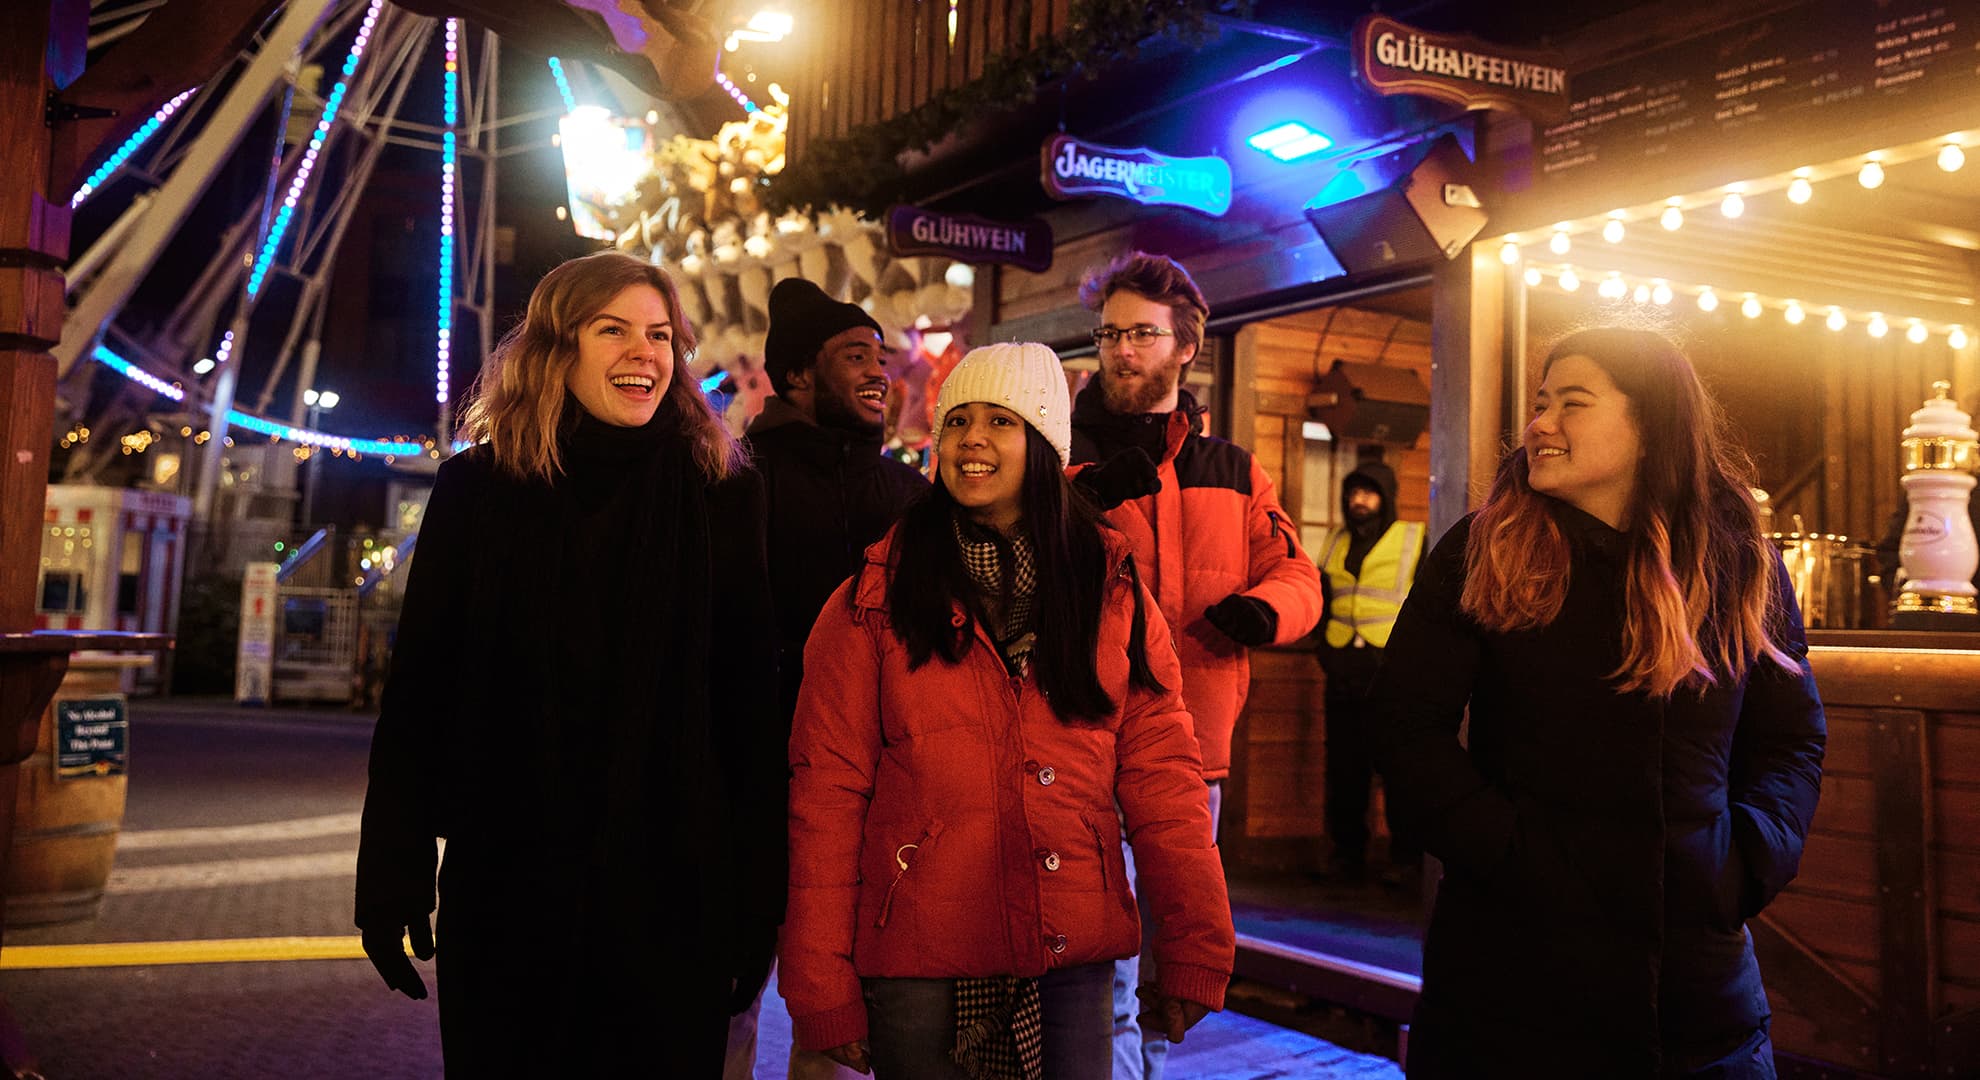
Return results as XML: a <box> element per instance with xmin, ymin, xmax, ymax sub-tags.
<box><xmin>1536</xmin><ymin>1</ymin><xmax>1975</xmax><ymax>197</ymax></box>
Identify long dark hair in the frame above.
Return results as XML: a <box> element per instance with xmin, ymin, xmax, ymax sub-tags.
<box><xmin>1463</xmin><ymin>327</ymin><xmax>1795</xmax><ymax>695</ymax></box>
<box><xmin>886</xmin><ymin>424</ymin><xmax>1165</xmax><ymax>723</ymax></box>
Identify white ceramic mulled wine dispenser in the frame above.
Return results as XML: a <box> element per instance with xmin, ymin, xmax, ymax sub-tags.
<box><xmin>1897</xmin><ymin>380</ymin><xmax>1979</xmax><ymax>617</ymax></box>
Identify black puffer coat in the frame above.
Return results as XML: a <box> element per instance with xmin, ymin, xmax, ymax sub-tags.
<box><xmin>1369</xmin><ymin>503</ymin><xmax>1826</xmax><ymax>1078</ymax></box>
<box><xmin>742</xmin><ymin>397</ymin><xmax>927</xmax><ymax>720</ymax></box>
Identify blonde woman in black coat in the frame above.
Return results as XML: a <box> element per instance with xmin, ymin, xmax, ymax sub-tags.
<box><xmin>356</xmin><ymin>252</ymin><xmax>782</xmax><ymax>1075</ymax></box>
<box><xmin>1369</xmin><ymin>328</ymin><xmax>1825</xmax><ymax>1078</ymax></box>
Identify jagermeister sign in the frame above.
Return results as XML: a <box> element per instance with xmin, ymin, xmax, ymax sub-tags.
<box><xmin>1040</xmin><ymin>134</ymin><xmax>1232</xmax><ymax>218</ymax></box>
<box><xmin>1354</xmin><ymin>14</ymin><xmax>1570</xmax><ymax>120</ymax></box>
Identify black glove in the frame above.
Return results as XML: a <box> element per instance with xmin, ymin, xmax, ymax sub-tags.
<box><xmin>1204</xmin><ymin>594</ymin><xmax>1277</xmax><ymax>647</ymax></box>
<box><xmin>1074</xmin><ymin>447</ymin><xmax>1161</xmax><ymax>511</ymax></box>
<box><xmin>729</xmin><ymin>930</ymin><xmax>778</xmax><ymax>1015</ymax></box>
<box><xmin>361</xmin><ymin>917</ymin><xmax>435</xmax><ymax>1000</ymax></box>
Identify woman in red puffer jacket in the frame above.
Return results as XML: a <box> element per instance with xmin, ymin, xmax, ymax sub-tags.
<box><xmin>782</xmin><ymin>343</ymin><xmax>1234</xmax><ymax>1080</ymax></box>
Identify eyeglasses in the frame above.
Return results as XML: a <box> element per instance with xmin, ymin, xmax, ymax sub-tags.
<box><xmin>1090</xmin><ymin>325</ymin><xmax>1175</xmax><ymax>349</ymax></box>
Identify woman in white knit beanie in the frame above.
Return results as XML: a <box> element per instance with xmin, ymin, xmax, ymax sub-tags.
<box><xmin>782</xmin><ymin>342</ymin><xmax>1235</xmax><ymax>1080</ymax></box>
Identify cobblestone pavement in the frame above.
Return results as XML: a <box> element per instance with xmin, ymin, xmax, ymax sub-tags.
<box><xmin>2</xmin><ymin>699</ymin><xmax>1400</xmax><ymax>1079</ymax></box>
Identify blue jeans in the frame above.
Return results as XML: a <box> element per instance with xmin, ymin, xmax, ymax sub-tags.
<box><xmin>1668</xmin><ymin>1023</ymin><xmax>1775</xmax><ymax>1079</ymax></box>
<box><xmin>862</xmin><ymin>963</ymin><xmax>1114</xmax><ymax>1080</ymax></box>
<box><xmin>1112</xmin><ymin>780</ymin><xmax>1222</xmax><ymax>1080</ymax></box>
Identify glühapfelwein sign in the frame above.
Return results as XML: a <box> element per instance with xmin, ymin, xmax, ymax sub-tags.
<box><xmin>1354</xmin><ymin>14</ymin><xmax>1571</xmax><ymax>121</ymax></box>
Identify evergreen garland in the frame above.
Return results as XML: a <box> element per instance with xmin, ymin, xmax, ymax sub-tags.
<box><xmin>765</xmin><ymin>0</ymin><xmax>1249</xmax><ymax>214</ymax></box>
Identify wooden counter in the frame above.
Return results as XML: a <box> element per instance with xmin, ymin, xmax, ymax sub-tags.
<box><xmin>1757</xmin><ymin>636</ymin><xmax>1980</xmax><ymax>1076</ymax></box>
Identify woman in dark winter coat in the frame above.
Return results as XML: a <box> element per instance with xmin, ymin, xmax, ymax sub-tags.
<box><xmin>782</xmin><ymin>343</ymin><xmax>1234</xmax><ymax>1079</ymax></box>
<box><xmin>1369</xmin><ymin>327</ymin><xmax>1825</xmax><ymax>1079</ymax></box>
<box><xmin>355</xmin><ymin>251</ymin><xmax>782</xmax><ymax>1075</ymax></box>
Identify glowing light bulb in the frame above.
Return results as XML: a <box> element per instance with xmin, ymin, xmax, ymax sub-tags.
<box><xmin>1652</xmin><ymin>281</ymin><xmax>1673</xmax><ymax>305</ymax></box>
<box><xmin>192</xmin><ymin>358</ymin><xmax>216</xmax><ymax>375</ymax></box>
<box><xmin>1867</xmin><ymin>313</ymin><xmax>1889</xmax><ymax>338</ymax></box>
<box><xmin>1696</xmin><ymin>288</ymin><xmax>1719</xmax><ymax>312</ymax></box>
<box><xmin>1906</xmin><ymin>320</ymin><xmax>1929</xmax><ymax>344</ymax></box>
<box><xmin>1549</xmin><ymin>229</ymin><xmax>1571</xmax><ymax>255</ymax></box>
<box><xmin>1741</xmin><ymin>294</ymin><xmax>1762</xmax><ymax>319</ymax></box>
<box><xmin>1720</xmin><ymin>192</ymin><xmax>1745</xmax><ymax>218</ymax></box>
<box><xmin>1826</xmin><ymin>307</ymin><xmax>1847</xmax><ymax>332</ymax></box>
<box><xmin>1940</xmin><ymin>143</ymin><xmax>1966</xmax><ymax>173</ymax></box>
<box><xmin>1661</xmin><ymin>204</ymin><xmax>1684</xmax><ymax>231</ymax></box>
<box><xmin>1523</xmin><ymin>266</ymin><xmax>1542</xmax><ymax>287</ymax></box>
<box><xmin>1632</xmin><ymin>284</ymin><xmax>1650</xmax><ymax>304</ymax></box>
<box><xmin>1787</xmin><ymin>176</ymin><xmax>1812</xmax><ymax>204</ymax></box>
<box><xmin>1784</xmin><ymin>301</ymin><xmax>1805</xmax><ymax>325</ymax></box>
<box><xmin>1951</xmin><ymin>326</ymin><xmax>1970</xmax><ymax>349</ymax></box>
<box><xmin>1602</xmin><ymin>217</ymin><xmax>1625</xmax><ymax>244</ymax></box>
<box><xmin>1599</xmin><ymin>274</ymin><xmax>1627</xmax><ymax>299</ymax></box>
<box><xmin>1558</xmin><ymin>268</ymin><xmax>1580</xmax><ymax>292</ymax></box>
<box><xmin>1500</xmin><ymin>240</ymin><xmax>1521</xmax><ymax>265</ymax></box>
<box><xmin>1858</xmin><ymin>159</ymin><xmax>1885</xmax><ymax>188</ymax></box>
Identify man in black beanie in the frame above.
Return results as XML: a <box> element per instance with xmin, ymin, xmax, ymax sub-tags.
<box><xmin>726</xmin><ymin>277</ymin><xmax>927</xmax><ymax>1080</ymax></box>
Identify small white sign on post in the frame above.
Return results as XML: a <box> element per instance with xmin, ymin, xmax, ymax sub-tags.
<box><xmin>236</xmin><ymin>562</ymin><xmax>279</xmax><ymax>705</ymax></box>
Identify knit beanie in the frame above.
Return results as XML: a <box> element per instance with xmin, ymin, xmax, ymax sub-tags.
<box><xmin>934</xmin><ymin>343</ymin><xmax>1072</xmax><ymax>466</ymax></box>
<box><xmin>762</xmin><ymin>278</ymin><xmax>883</xmax><ymax>392</ymax></box>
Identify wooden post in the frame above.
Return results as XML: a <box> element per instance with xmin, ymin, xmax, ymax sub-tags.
<box><xmin>0</xmin><ymin>2</ymin><xmax>84</xmax><ymax>1072</ymax></box>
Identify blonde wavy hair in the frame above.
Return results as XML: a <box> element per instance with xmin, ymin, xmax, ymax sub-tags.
<box><xmin>457</xmin><ymin>251</ymin><xmax>741</xmax><ymax>484</ymax></box>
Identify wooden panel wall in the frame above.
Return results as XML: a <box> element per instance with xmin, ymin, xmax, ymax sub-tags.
<box><xmin>787</xmin><ymin>0</ymin><xmax>1075</xmax><ymax>164</ymax></box>
<box><xmin>1228</xmin><ymin>302</ymin><xmax>1436</xmax><ymax>867</ymax></box>
<box><xmin>1760</xmin><ymin>647</ymin><xmax>1980</xmax><ymax>1075</ymax></box>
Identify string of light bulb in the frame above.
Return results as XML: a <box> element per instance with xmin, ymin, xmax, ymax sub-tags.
<box><xmin>1492</xmin><ymin>129</ymin><xmax>1974</xmax><ymax>350</ymax></box>
<box><xmin>1513</xmin><ymin>259</ymin><xmax>1970</xmax><ymax>349</ymax></box>
<box><xmin>1497</xmin><ymin>127</ymin><xmax>1972</xmax><ymax>264</ymax></box>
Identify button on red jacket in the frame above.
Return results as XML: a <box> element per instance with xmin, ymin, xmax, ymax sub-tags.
<box><xmin>781</xmin><ymin>528</ymin><xmax>1236</xmax><ymax>1054</ymax></box>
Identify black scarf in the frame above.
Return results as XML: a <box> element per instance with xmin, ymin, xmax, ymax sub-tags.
<box><xmin>505</xmin><ymin>395</ymin><xmax>723</xmax><ymax>960</ymax></box>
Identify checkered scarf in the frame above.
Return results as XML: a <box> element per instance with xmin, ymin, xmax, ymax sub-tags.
<box><xmin>952</xmin><ymin>517</ymin><xmax>1037</xmax><ymax>675</ymax></box>
<box><xmin>952</xmin><ymin>975</ymin><xmax>1044</xmax><ymax>1080</ymax></box>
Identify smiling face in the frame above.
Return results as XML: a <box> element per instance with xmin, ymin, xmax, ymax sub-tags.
<box><xmin>938</xmin><ymin>402</ymin><xmax>1029</xmax><ymax>533</ymax></box>
<box><xmin>794</xmin><ymin>325</ymin><xmax>888</xmax><ymax>435</ymax></box>
<box><xmin>1524</xmin><ymin>353</ymin><xmax>1644</xmax><ymax>529</ymax></box>
<box><xmin>1095</xmin><ymin>290</ymin><xmax>1194</xmax><ymax>415</ymax></box>
<box><xmin>564</xmin><ymin>284</ymin><xmax>675</xmax><ymax>427</ymax></box>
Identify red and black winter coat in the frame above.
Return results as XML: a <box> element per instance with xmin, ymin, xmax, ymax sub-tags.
<box><xmin>1071</xmin><ymin>385</ymin><xmax>1326</xmax><ymax>780</ymax></box>
<box><xmin>780</xmin><ymin>527</ymin><xmax>1235</xmax><ymax>1054</ymax></box>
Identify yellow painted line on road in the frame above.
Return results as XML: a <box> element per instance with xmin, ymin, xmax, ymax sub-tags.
<box><xmin>0</xmin><ymin>936</ymin><xmax>379</xmax><ymax>969</ymax></box>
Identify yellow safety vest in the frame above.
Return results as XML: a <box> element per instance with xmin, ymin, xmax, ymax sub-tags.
<box><xmin>1320</xmin><ymin>521</ymin><xmax>1424</xmax><ymax>649</ymax></box>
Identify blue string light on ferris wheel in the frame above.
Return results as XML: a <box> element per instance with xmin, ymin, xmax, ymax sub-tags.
<box><xmin>89</xmin><ymin>345</ymin><xmax>424</xmax><ymax>456</ymax></box>
<box><xmin>714</xmin><ymin>68</ymin><xmax>758</xmax><ymax>113</ymax></box>
<box><xmin>547</xmin><ymin>56</ymin><xmax>578</xmax><ymax>112</ymax></box>
<box><xmin>245</xmin><ymin>0</ymin><xmax>387</xmax><ymax>298</ymax></box>
<box><xmin>436</xmin><ymin>18</ymin><xmax>459</xmax><ymax>407</ymax></box>
<box><xmin>71</xmin><ymin>88</ymin><xmax>199</xmax><ymax>208</ymax></box>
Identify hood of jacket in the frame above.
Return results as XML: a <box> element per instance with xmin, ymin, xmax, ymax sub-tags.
<box><xmin>1341</xmin><ymin>461</ymin><xmax>1399</xmax><ymax>539</ymax></box>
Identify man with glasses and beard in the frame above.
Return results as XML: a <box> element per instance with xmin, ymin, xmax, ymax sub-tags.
<box><xmin>1072</xmin><ymin>252</ymin><xmax>1325</xmax><ymax>1080</ymax></box>
<box><xmin>727</xmin><ymin>277</ymin><xmax>927</xmax><ymax>1080</ymax></box>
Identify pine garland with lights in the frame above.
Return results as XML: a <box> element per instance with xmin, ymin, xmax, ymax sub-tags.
<box><xmin>766</xmin><ymin>0</ymin><xmax>1251</xmax><ymax>213</ymax></box>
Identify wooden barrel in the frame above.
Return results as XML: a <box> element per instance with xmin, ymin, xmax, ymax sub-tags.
<box><xmin>3</xmin><ymin>657</ymin><xmax>143</xmax><ymax>927</ymax></box>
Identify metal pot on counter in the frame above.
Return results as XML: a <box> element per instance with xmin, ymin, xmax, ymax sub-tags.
<box><xmin>1769</xmin><ymin>517</ymin><xmax>1881</xmax><ymax>629</ymax></box>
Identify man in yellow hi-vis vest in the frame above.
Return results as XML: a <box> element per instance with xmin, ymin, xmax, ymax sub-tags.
<box><xmin>1314</xmin><ymin>461</ymin><xmax>1426</xmax><ymax>888</ymax></box>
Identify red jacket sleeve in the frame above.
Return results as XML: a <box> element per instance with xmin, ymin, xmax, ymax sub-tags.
<box><xmin>1237</xmin><ymin>458</ymin><xmax>1325</xmax><ymax>644</ymax></box>
<box><xmin>781</xmin><ymin>583</ymin><xmax>883</xmax><ymax>1052</ymax></box>
<box><xmin>1114</xmin><ymin>576</ymin><xmax>1236</xmax><ymax>1011</ymax></box>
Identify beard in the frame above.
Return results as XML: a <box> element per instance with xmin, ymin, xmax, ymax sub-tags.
<box><xmin>1097</xmin><ymin>355</ymin><xmax>1185</xmax><ymax>414</ymax></box>
<box><xmin>814</xmin><ymin>386</ymin><xmax>886</xmax><ymax>436</ymax></box>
